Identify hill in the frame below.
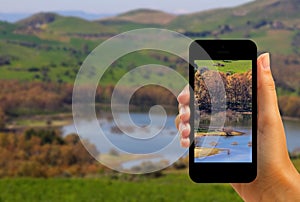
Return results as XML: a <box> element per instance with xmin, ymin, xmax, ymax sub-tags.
<box><xmin>0</xmin><ymin>0</ymin><xmax>299</xmax><ymax>96</ymax></box>
<box><xmin>16</xmin><ymin>12</ymin><xmax>117</xmax><ymax>35</ymax></box>
<box><xmin>17</xmin><ymin>12</ymin><xmax>59</xmax><ymax>27</ymax></box>
<box><xmin>101</xmin><ymin>9</ymin><xmax>176</xmax><ymax>25</ymax></box>
<box><xmin>170</xmin><ymin>0</ymin><xmax>300</xmax><ymax>31</ymax></box>
<box><xmin>169</xmin><ymin>0</ymin><xmax>300</xmax><ymax>54</ymax></box>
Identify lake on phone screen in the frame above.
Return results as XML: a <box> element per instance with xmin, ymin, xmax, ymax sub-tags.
<box><xmin>62</xmin><ymin>113</ymin><xmax>300</xmax><ymax>164</ymax></box>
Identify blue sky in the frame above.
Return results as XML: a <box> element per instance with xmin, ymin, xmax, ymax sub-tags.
<box><xmin>0</xmin><ymin>0</ymin><xmax>254</xmax><ymax>14</ymax></box>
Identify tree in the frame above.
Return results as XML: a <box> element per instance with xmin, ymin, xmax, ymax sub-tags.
<box><xmin>0</xmin><ymin>108</ymin><xmax>6</xmax><ymax>130</ymax></box>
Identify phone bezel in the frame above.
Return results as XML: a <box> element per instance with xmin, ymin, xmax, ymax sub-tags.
<box><xmin>189</xmin><ymin>40</ymin><xmax>257</xmax><ymax>183</ymax></box>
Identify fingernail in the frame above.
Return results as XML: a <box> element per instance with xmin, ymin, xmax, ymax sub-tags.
<box><xmin>262</xmin><ymin>53</ymin><xmax>270</xmax><ymax>70</ymax></box>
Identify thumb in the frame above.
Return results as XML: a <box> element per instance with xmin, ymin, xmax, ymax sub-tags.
<box><xmin>257</xmin><ymin>53</ymin><xmax>292</xmax><ymax>172</ymax></box>
<box><xmin>257</xmin><ymin>53</ymin><xmax>281</xmax><ymax>121</ymax></box>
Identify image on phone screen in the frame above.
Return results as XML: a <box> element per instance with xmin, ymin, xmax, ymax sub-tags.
<box><xmin>193</xmin><ymin>60</ymin><xmax>253</xmax><ymax>163</ymax></box>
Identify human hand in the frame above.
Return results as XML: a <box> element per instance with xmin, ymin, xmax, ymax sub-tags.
<box><xmin>175</xmin><ymin>53</ymin><xmax>300</xmax><ymax>201</ymax></box>
<box><xmin>175</xmin><ymin>84</ymin><xmax>190</xmax><ymax>148</ymax></box>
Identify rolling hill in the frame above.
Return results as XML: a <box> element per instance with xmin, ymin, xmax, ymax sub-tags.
<box><xmin>16</xmin><ymin>12</ymin><xmax>117</xmax><ymax>36</ymax></box>
<box><xmin>0</xmin><ymin>0</ymin><xmax>299</xmax><ymax>94</ymax></box>
<box><xmin>103</xmin><ymin>9</ymin><xmax>176</xmax><ymax>25</ymax></box>
<box><xmin>169</xmin><ymin>0</ymin><xmax>300</xmax><ymax>31</ymax></box>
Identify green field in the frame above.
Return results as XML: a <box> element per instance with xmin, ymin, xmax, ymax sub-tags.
<box><xmin>0</xmin><ymin>173</ymin><xmax>242</xmax><ymax>202</ymax></box>
<box><xmin>2</xmin><ymin>159</ymin><xmax>300</xmax><ymax>202</ymax></box>
<box><xmin>195</xmin><ymin>60</ymin><xmax>252</xmax><ymax>73</ymax></box>
<box><xmin>0</xmin><ymin>157</ymin><xmax>300</xmax><ymax>202</ymax></box>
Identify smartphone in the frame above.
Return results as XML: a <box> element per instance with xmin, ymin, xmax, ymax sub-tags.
<box><xmin>189</xmin><ymin>40</ymin><xmax>257</xmax><ymax>183</ymax></box>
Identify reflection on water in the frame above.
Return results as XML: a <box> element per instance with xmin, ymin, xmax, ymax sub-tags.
<box><xmin>194</xmin><ymin>117</ymin><xmax>300</xmax><ymax>162</ymax></box>
<box><xmin>63</xmin><ymin>113</ymin><xmax>181</xmax><ymax>154</ymax></box>
<box><xmin>62</xmin><ymin>113</ymin><xmax>187</xmax><ymax>172</ymax></box>
<box><xmin>195</xmin><ymin>128</ymin><xmax>252</xmax><ymax>162</ymax></box>
<box><xmin>62</xmin><ymin>114</ymin><xmax>300</xmax><ymax>168</ymax></box>
<box><xmin>194</xmin><ymin>114</ymin><xmax>252</xmax><ymax>162</ymax></box>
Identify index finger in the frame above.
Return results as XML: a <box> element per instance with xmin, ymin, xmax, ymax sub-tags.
<box><xmin>177</xmin><ymin>85</ymin><xmax>190</xmax><ymax>105</ymax></box>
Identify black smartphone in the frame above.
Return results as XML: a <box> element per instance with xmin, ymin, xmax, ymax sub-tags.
<box><xmin>189</xmin><ymin>40</ymin><xmax>257</xmax><ymax>183</ymax></box>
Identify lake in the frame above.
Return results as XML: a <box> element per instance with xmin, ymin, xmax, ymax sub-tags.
<box><xmin>194</xmin><ymin>129</ymin><xmax>252</xmax><ymax>163</ymax></box>
<box><xmin>62</xmin><ymin>113</ymin><xmax>300</xmax><ymax>170</ymax></box>
<box><xmin>283</xmin><ymin>119</ymin><xmax>300</xmax><ymax>152</ymax></box>
<box><xmin>63</xmin><ymin>113</ymin><xmax>183</xmax><ymax>154</ymax></box>
<box><xmin>62</xmin><ymin>113</ymin><xmax>187</xmax><ymax>172</ymax></box>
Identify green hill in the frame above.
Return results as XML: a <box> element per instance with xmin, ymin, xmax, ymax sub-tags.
<box><xmin>47</xmin><ymin>16</ymin><xmax>116</xmax><ymax>34</ymax></box>
<box><xmin>107</xmin><ymin>9</ymin><xmax>176</xmax><ymax>25</ymax></box>
<box><xmin>17</xmin><ymin>12</ymin><xmax>59</xmax><ymax>26</ymax></box>
<box><xmin>169</xmin><ymin>0</ymin><xmax>300</xmax><ymax>31</ymax></box>
<box><xmin>169</xmin><ymin>0</ymin><xmax>300</xmax><ymax>54</ymax></box>
<box><xmin>96</xmin><ymin>9</ymin><xmax>168</xmax><ymax>33</ymax></box>
<box><xmin>16</xmin><ymin>12</ymin><xmax>117</xmax><ymax>39</ymax></box>
<box><xmin>0</xmin><ymin>0</ymin><xmax>299</xmax><ymax>94</ymax></box>
<box><xmin>170</xmin><ymin>0</ymin><xmax>300</xmax><ymax>28</ymax></box>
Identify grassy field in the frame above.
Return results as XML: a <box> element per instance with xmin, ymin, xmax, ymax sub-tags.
<box><xmin>0</xmin><ymin>173</ymin><xmax>242</xmax><ymax>202</ymax></box>
<box><xmin>195</xmin><ymin>60</ymin><xmax>252</xmax><ymax>73</ymax></box>
<box><xmin>1</xmin><ymin>159</ymin><xmax>299</xmax><ymax>202</ymax></box>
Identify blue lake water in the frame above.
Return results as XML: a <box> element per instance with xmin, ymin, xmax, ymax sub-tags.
<box><xmin>62</xmin><ymin>114</ymin><xmax>300</xmax><ymax>167</ymax></box>
<box><xmin>283</xmin><ymin>119</ymin><xmax>300</xmax><ymax>152</ymax></box>
<box><xmin>194</xmin><ymin>127</ymin><xmax>252</xmax><ymax>162</ymax></box>
<box><xmin>62</xmin><ymin>113</ymin><xmax>187</xmax><ymax>171</ymax></box>
<box><xmin>63</xmin><ymin>113</ymin><xmax>182</xmax><ymax>154</ymax></box>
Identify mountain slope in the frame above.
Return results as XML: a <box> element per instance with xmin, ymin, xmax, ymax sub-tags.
<box><xmin>169</xmin><ymin>0</ymin><xmax>300</xmax><ymax>31</ymax></box>
<box><xmin>99</xmin><ymin>9</ymin><xmax>176</xmax><ymax>25</ymax></box>
<box><xmin>0</xmin><ymin>0</ymin><xmax>299</xmax><ymax>91</ymax></box>
<box><xmin>17</xmin><ymin>12</ymin><xmax>59</xmax><ymax>27</ymax></box>
<box><xmin>0</xmin><ymin>20</ymin><xmax>17</xmax><ymax>33</ymax></box>
<box><xmin>17</xmin><ymin>12</ymin><xmax>117</xmax><ymax>34</ymax></box>
<box><xmin>167</xmin><ymin>0</ymin><xmax>300</xmax><ymax>54</ymax></box>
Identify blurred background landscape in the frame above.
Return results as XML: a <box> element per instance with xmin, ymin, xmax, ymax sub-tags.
<box><xmin>0</xmin><ymin>0</ymin><xmax>299</xmax><ymax>201</ymax></box>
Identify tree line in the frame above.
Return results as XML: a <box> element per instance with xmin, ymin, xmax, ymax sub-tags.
<box><xmin>194</xmin><ymin>69</ymin><xmax>253</xmax><ymax>112</ymax></box>
<box><xmin>0</xmin><ymin>81</ymin><xmax>179</xmax><ymax>129</ymax></box>
<box><xmin>0</xmin><ymin>129</ymin><xmax>105</xmax><ymax>177</ymax></box>
<box><xmin>0</xmin><ymin>78</ymin><xmax>298</xmax><ymax>131</ymax></box>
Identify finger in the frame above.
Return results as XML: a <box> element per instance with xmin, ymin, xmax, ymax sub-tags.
<box><xmin>180</xmin><ymin>138</ymin><xmax>190</xmax><ymax>148</ymax></box>
<box><xmin>179</xmin><ymin>122</ymin><xmax>190</xmax><ymax>139</ymax></box>
<box><xmin>177</xmin><ymin>85</ymin><xmax>190</xmax><ymax>105</ymax></box>
<box><xmin>257</xmin><ymin>53</ymin><xmax>281</xmax><ymax>121</ymax></box>
<box><xmin>257</xmin><ymin>53</ymin><xmax>290</xmax><ymax>169</ymax></box>
<box><xmin>179</xmin><ymin>104</ymin><xmax>190</xmax><ymax>123</ymax></box>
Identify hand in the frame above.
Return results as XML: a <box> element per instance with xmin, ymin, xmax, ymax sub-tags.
<box><xmin>175</xmin><ymin>53</ymin><xmax>300</xmax><ymax>201</ymax></box>
<box><xmin>176</xmin><ymin>84</ymin><xmax>190</xmax><ymax>148</ymax></box>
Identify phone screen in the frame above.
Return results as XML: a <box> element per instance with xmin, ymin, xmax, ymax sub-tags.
<box><xmin>193</xmin><ymin>60</ymin><xmax>253</xmax><ymax>163</ymax></box>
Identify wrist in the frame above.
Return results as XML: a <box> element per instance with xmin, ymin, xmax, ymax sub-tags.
<box><xmin>261</xmin><ymin>166</ymin><xmax>300</xmax><ymax>201</ymax></box>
